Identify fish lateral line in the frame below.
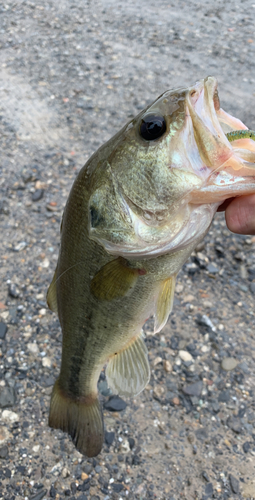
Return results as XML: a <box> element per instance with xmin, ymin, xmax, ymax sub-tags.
<box><xmin>226</xmin><ymin>129</ymin><xmax>255</xmax><ymax>142</ymax></box>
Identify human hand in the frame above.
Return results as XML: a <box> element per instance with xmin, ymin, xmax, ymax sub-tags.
<box><xmin>219</xmin><ymin>195</ymin><xmax>255</xmax><ymax>235</ymax></box>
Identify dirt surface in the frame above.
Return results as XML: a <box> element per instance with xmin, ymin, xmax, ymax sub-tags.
<box><xmin>1</xmin><ymin>1</ymin><xmax>255</xmax><ymax>499</ymax></box>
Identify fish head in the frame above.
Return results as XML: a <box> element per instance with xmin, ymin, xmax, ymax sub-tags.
<box><xmin>88</xmin><ymin>76</ymin><xmax>255</xmax><ymax>258</ymax></box>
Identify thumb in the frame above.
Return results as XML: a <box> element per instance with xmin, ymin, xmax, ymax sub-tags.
<box><xmin>225</xmin><ymin>194</ymin><xmax>255</xmax><ymax>235</ymax></box>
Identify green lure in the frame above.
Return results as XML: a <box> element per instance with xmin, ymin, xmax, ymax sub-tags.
<box><xmin>226</xmin><ymin>130</ymin><xmax>255</xmax><ymax>142</ymax></box>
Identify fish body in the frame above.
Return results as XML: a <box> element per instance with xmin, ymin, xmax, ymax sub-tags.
<box><xmin>48</xmin><ymin>76</ymin><xmax>255</xmax><ymax>457</ymax></box>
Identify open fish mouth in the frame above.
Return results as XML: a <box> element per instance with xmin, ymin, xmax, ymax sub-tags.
<box><xmin>187</xmin><ymin>76</ymin><xmax>255</xmax><ymax>204</ymax></box>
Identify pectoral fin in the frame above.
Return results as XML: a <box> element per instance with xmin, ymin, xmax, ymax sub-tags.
<box><xmin>106</xmin><ymin>332</ymin><xmax>150</xmax><ymax>397</ymax></box>
<box><xmin>90</xmin><ymin>257</ymin><xmax>145</xmax><ymax>301</ymax></box>
<box><xmin>46</xmin><ymin>268</ymin><xmax>58</xmax><ymax>313</ymax></box>
<box><xmin>154</xmin><ymin>276</ymin><xmax>176</xmax><ymax>333</ymax></box>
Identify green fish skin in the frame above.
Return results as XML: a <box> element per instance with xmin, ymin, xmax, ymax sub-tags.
<box><xmin>47</xmin><ymin>76</ymin><xmax>255</xmax><ymax>457</ymax></box>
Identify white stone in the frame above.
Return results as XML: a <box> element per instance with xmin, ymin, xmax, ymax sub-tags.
<box><xmin>41</xmin><ymin>258</ymin><xmax>50</xmax><ymax>268</ymax></box>
<box><xmin>2</xmin><ymin>410</ymin><xmax>19</xmax><ymax>422</ymax></box>
<box><xmin>119</xmin><ymin>438</ymin><xmax>130</xmax><ymax>453</ymax></box>
<box><xmin>50</xmin><ymin>460</ymin><xmax>63</xmax><ymax>474</ymax></box>
<box><xmin>0</xmin><ymin>426</ymin><xmax>10</xmax><ymax>445</ymax></box>
<box><xmin>201</xmin><ymin>345</ymin><xmax>210</xmax><ymax>353</ymax></box>
<box><xmin>176</xmin><ymin>283</ymin><xmax>184</xmax><ymax>294</ymax></box>
<box><xmin>42</xmin><ymin>356</ymin><xmax>52</xmax><ymax>368</ymax></box>
<box><xmin>153</xmin><ymin>385</ymin><xmax>164</xmax><ymax>399</ymax></box>
<box><xmin>32</xmin><ymin>444</ymin><xmax>40</xmax><ymax>452</ymax></box>
<box><xmin>163</xmin><ymin>360</ymin><xmax>172</xmax><ymax>373</ymax></box>
<box><xmin>221</xmin><ymin>357</ymin><xmax>238</xmax><ymax>371</ymax></box>
<box><xmin>27</xmin><ymin>342</ymin><xmax>39</xmax><ymax>354</ymax></box>
<box><xmin>203</xmin><ymin>300</ymin><xmax>213</xmax><ymax>308</ymax></box>
<box><xmin>152</xmin><ymin>356</ymin><xmax>162</xmax><ymax>367</ymax></box>
<box><xmin>179</xmin><ymin>350</ymin><xmax>193</xmax><ymax>362</ymax></box>
<box><xmin>0</xmin><ymin>311</ymin><xmax>9</xmax><ymax>320</ymax></box>
<box><xmin>62</xmin><ymin>467</ymin><xmax>70</xmax><ymax>478</ymax></box>
<box><xmin>39</xmin><ymin>308</ymin><xmax>47</xmax><ymax>315</ymax></box>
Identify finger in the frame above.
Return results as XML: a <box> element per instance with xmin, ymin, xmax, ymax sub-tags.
<box><xmin>225</xmin><ymin>194</ymin><xmax>255</xmax><ymax>235</ymax></box>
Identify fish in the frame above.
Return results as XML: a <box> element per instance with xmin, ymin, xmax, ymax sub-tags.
<box><xmin>47</xmin><ymin>76</ymin><xmax>255</xmax><ymax>457</ymax></box>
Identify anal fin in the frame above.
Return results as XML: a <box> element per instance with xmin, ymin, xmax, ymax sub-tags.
<box><xmin>106</xmin><ymin>333</ymin><xmax>150</xmax><ymax>397</ymax></box>
<box><xmin>154</xmin><ymin>276</ymin><xmax>176</xmax><ymax>333</ymax></box>
<box><xmin>46</xmin><ymin>267</ymin><xmax>58</xmax><ymax>313</ymax></box>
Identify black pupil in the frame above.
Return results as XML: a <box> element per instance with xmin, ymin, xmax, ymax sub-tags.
<box><xmin>140</xmin><ymin>114</ymin><xmax>166</xmax><ymax>141</ymax></box>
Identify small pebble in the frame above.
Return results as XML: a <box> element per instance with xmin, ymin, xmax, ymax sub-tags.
<box><xmin>221</xmin><ymin>357</ymin><xmax>238</xmax><ymax>371</ymax></box>
<box><xmin>201</xmin><ymin>345</ymin><xmax>210</xmax><ymax>353</ymax></box>
<box><xmin>32</xmin><ymin>189</ymin><xmax>44</xmax><ymax>202</ymax></box>
<box><xmin>179</xmin><ymin>350</ymin><xmax>193</xmax><ymax>362</ymax></box>
<box><xmin>8</xmin><ymin>283</ymin><xmax>20</xmax><ymax>298</ymax></box>
<box><xmin>128</xmin><ymin>437</ymin><xmax>135</xmax><ymax>449</ymax></box>
<box><xmin>172</xmin><ymin>397</ymin><xmax>180</xmax><ymax>405</ymax></box>
<box><xmin>62</xmin><ymin>467</ymin><xmax>70</xmax><ymax>478</ymax></box>
<box><xmin>13</xmin><ymin>241</ymin><xmax>27</xmax><ymax>252</ymax></box>
<box><xmin>105</xmin><ymin>431</ymin><xmax>115</xmax><ymax>445</ymax></box>
<box><xmin>0</xmin><ymin>322</ymin><xmax>7</xmax><ymax>340</ymax></box>
<box><xmin>182</xmin><ymin>381</ymin><xmax>203</xmax><ymax>397</ymax></box>
<box><xmin>218</xmin><ymin>389</ymin><xmax>230</xmax><ymax>403</ymax></box>
<box><xmin>153</xmin><ymin>385</ymin><xmax>164</xmax><ymax>400</ymax></box>
<box><xmin>196</xmin><ymin>314</ymin><xmax>216</xmax><ymax>331</ymax></box>
<box><xmin>0</xmin><ymin>426</ymin><xmax>10</xmax><ymax>446</ymax></box>
<box><xmin>30</xmin><ymin>490</ymin><xmax>47</xmax><ymax>500</ymax></box>
<box><xmin>229</xmin><ymin>474</ymin><xmax>239</xmax><ymax>494</ymax></box>
<box><xmin>205</xmin><ymin>483</ymin><xmax>213</xmax><ymax>495</ymax></box>
<box><xmin>42</xmin><ymin>357</ymin><xmax>52</xmax><ymax>368</ymax></box>
<box><xmin>227</xmin><ymin>417</ymin><xmax>242</xmax><ymax>434</ymax></box>
<box><xmin>175</xmin><ymin>283</ymin><xmax>184</xmax><ymax>293</ymax></box>
<box><xmin>243</xmin><ymin>441</ymin><xmax>250</xmax><ymax>453</ymax></box>
<box><xmin>27</xmin><ymin>342</ymin><xmax>39</xmax><ymax>354</ymax></box>
<box><xmin>0</xmin><ymin>445</ymin><xmax>9</xmax><ymax>459</ymax></box>
<box><xmin>152</xmin><ymin>356</ymin><xmax>162</xmax><ymax>367</ymax></box>
<box><xmin>2</xmin><ymin>410</ymin><xmax>19</xmax><ymax>423</ymax></box>
<box><xmin>207</xmin><ymin>263</ymin><xmax>219</xmax><ymax>274</ymax></box>
<box><xmin>202</xmin><ymin>471</ymin><xmax>210</xmax><ymax>482</ymax></box>
<box><xmin>119</xmin><ymin>438</ymin><xmax>130</xmax><ymax>453</ymax></box>
<box><xmin>104</xmin><ymin>396</ymin><xmax>127</xmax><ymax>412</ymax></box>
<box><xmin>163</xmin><ymin>360</ymin><xmax>172</xmax><ymax>373</ymax></box>
<box><xmin>0</xmin><ymin>386</ymin><xmax>16</xmax><ymax>408</ymax></box>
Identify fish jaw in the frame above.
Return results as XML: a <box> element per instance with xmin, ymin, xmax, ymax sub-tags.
<box><xmin>186</xmin><ymin>76</ymin><xmax>255</xmax><ymax>205</ymax></box>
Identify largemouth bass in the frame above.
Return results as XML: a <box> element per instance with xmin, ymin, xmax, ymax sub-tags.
<box><xmin>47</xmin><ymin>76</ymin><xmax>255</xmax><ymax>457</ymax></box>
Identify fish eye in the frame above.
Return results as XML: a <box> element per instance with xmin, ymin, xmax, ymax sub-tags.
<box><xmin>139</xmin><ymin>114</ymin><xmax>166</xmax><ymax>141</ymax></box>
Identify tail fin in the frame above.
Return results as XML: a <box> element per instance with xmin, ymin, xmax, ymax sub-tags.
<box><xmin>49</xmin><ymin>379</ymin><xmax>104</xmax><ymax>457</ymax></box>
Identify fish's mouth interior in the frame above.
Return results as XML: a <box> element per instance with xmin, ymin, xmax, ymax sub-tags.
<box><xmin>183</xmin><ymin>76</ymin><xmax>255</xmax><ymax>206</ymax></box>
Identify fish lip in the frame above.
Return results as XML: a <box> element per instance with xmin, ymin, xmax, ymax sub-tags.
<box><xmin>188</xmin><ymin>76</ymin><xmax>223</xmax><ymax>131</ymax></box>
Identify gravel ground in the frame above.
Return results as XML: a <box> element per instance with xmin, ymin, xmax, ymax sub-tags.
<box><xmin>1</xmin><ymin>1</ymin><xmax>255</xmax><ymax>499</ymax></box>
